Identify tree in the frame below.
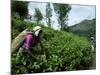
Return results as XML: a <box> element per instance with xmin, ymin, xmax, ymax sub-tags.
<box><xmin>46</xmin><ymin>3</ymin><xmax>52</xmax><ymax>27</ymax></box>
<box><xmin>11</xmin><ymin>1</ymin><xmax>28</xmax><ymax>20</ymax></box>
<box><xmin>53</xmin><ymin>3</ymin><xmax>71</xmax><ymax>30</ymax></box>
<box><xmin>34</xmin><ymin>8</ymin><xmax>43</xmax><ymax>24</ymax></box>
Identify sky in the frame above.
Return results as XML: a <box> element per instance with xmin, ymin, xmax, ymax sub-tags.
<box><xmin>28</xmin><ymin>2</ymin><xmax>96</xmax><ymax>30</ymax></box>
<box><xmin>68</xmin><ymin>5</ymin><xmax>96</xmax><ymax>26</ymax></box>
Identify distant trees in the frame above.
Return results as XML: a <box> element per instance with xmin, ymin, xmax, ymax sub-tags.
<box><xmin>34</xmin><ymin>8</ymin><xmax>43</xmax><ymax>24</ymax></box>
<box><xmin>11</xmin><ymin>1</ymin><xmax>72</xmax><ymax>30</ymax></box>
<box><xmin>11</xmin><ymin>1</ymin><xmax>29</xmax><ymax>20</ymax></box>
<box><xmin>46</xmin><ymin>3</ymin><xmax>52</xmax><ymax>28</ymax></box>
<box><xmin>53</xmin><ymin>3</ymin><xmax>71</xmax><ymax>30</ymax></box>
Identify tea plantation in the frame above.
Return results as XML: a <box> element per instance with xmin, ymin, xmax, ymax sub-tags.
<box><xmin>11</xmin><ymin>19</ymin><xmax>93</xmax><ymax>74</ymax></box>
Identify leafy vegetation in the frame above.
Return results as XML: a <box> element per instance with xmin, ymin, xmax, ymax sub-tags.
<box><xmin>11</xmin><ymin>1</ymin><xmax>95</xmax><ymax>74</ymax></box>
<box><xmin>68</xmin><ymin>19</ymin><xmax>96</xmax><ymax>39</ymax></box>
<box><xmin>46</xmin><ymin>3</ymin><xmax>52</xmax><ymax>27</ymax></box>
<box><xmin>11</xmin><ymin>1</ymin><xmax>28</xmax><ymax>20</ymax></box>
<box><xmin>34</xmin><ymin>8</ymin><xmax>43</xmax><ymax>24</ymax></box>
<box><xmin>53</xmin><ymin>3</ymin><xmax>71</xmax><ymax>30</ymax></box>
<box><xmin>11</xmin><ymin>19</ymin><xmax>93</xmax><ymax>74</ymax></box>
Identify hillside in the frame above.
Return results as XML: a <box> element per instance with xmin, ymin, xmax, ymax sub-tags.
<box><xmin>68</xmin><ymin>19</ymin><xmax>96</xmax><ymax>38</ymax></box>
<box><xmin>11</xmin><ymin>19</ymin><xmax>94</xmax><ymax>74</ymax></box>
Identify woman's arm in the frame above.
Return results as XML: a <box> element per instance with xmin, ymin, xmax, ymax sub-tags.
<box><xmin>26</xmin><ymin>49</ymin><xmax>35</xmax><ymax>58</ymax></box>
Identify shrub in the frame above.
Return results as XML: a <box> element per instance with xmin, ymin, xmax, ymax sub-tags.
<box><xmin>11</xmin><ymin>19</ymin><xmax>93</xmax><ymax>74</ymax></box>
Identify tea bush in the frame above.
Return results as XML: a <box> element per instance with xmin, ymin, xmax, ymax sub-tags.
<box><xmin>11</xmin><ymin>19</ymin><xmax>93</xmax><ymax>74</ymax></box>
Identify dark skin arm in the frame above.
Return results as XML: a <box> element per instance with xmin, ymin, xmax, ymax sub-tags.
<box><xmin>39</xmin><ymin>36</ymin><xmax>44</xmax><ymax>50</ymax></box>
<box><xmin>39</xmin><ymin>40</ymin><xmax>46</xmax><ymax>55</ymax></box>
<box><xmin>40</xmin><ymin>42</ymin><xmax>44</xmax><ymax>49</ymax></box>
<box><xmin>26</xmin><ymin>49</ymin><xmax>35</xmax><ymax>58</ymax></box>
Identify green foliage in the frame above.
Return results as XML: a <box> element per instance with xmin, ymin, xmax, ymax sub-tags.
<box><xmin>68</xmin><ymin>19</ymin><xmax>96</xmax><ymax>39</ymax></box>
<box><xmin>53</xmin><ymin>3</ymin><xmax>71</xmax><ymax>30</ymax></box>
<box><xmin>11</xmin><ymin>1</ymin><xmax>28</xmax><ymax>20</ymax></box>
<box><xmin>11</xmin><ymin>19</ymin><xmax>27</xmax><ymax>40</ymax></box>
<box><xmin>46</xmin><ymin>3</ymin><xmax>52</xmax><ymax>27</ymax></box>
<box><xmin>34</xmin><ymin>8</ymin><xmax>43</xmax><ymax>24</ymax></box>
<box><xmin>11</xmin><ymin>19</ymin><xmax>93</xmax><ymax>74</ymax></box>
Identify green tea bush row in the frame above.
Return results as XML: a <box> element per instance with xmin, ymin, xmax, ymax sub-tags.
<box><xmin>11</xmin><ymin>19</ymin><xmax>93</xmax><ymax>74</ymax></box>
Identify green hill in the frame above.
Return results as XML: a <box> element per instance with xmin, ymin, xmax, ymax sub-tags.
<box><xmin>11</xmin><ymin>19</ymin><xmax>94</xmax><ymax>74</ymax></box>
<box><xmin>68</xmin><ymin>19</ymin><xmax>96</xmax><ymax>38</ymax></box>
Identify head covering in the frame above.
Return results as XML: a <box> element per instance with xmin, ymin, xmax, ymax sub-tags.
<box><xmin>33</xmin><ymin>26</ymin><xmax>42</xmax><ymax>36</ymax></box>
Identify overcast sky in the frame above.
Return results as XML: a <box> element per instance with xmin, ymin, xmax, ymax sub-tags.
<box><xmin>28</xmin><ymin>2</ymin><xmax>96</xmax><ymax>30</ymax></box>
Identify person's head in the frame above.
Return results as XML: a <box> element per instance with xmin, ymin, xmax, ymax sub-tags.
<box><xmin>33</xmin><ymin>26</ymin><xmax>42</xmax><ymax>36</ymax></box>
<box><xmin>38</xmin><ymin>30</ymin><xmax>42</xmax><ymax>36</ymax></box>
